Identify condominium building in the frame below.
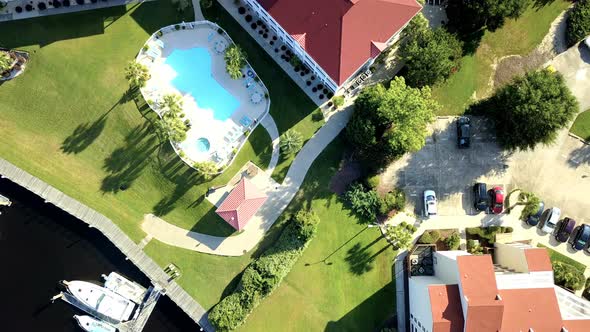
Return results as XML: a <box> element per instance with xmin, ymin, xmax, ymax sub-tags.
<box><xmin>408</xmin><ymin>243</ymin><xmax>590</xmax><ymax>332</ymax></box>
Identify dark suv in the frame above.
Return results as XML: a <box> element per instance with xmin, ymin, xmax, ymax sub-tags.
<box><xmin>555</xmin><ymin>218</ymin><xmax>576</xmax><ymax>243</ymax></box>
<box><xmin>457</xmin><ymin>116</ymin><xmax>471</xmax><ymax>149</ymax></box>
<box><xmin>473</xmin><ymin>183</ymin><xmax>488</xmax><ymax>212</ymax></box>
<box><xmin>571</xmin><ymin>224</ymin><xmax>590</xmax><ymax>251</ymax></box>
<box><xmin>526</xmin><ymin>201</ymin><xmax>545</xmax><ymax>226</ymax></box>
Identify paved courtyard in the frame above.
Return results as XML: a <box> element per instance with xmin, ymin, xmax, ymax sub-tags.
<box><xmin>381</xmin><ymin>117</ymin><xmax>512</xmax><ymax>216</ymax></box>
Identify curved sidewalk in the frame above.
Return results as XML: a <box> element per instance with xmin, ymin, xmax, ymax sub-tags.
<box><xmin>260</xmin><ymin>114</ymin><xmax>280</xmax><ymax>174</ymax></box>
<box><xmin>142</xmin><ymin>107</ymin><xmax>352</xmax><ymax>256</ymax></box>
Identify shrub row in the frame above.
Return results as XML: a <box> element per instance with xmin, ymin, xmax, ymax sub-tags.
<box><xmin>418</xmin><ymin>230</ymin><xmax>441</xmax><ymax>244</ymax></box>
<box><xmin>466</xmin><ymin>226</ymin><xmax>513</xmax><ymax>244</ymax></box>
<box><xmin>566</xmin><ymin>0</ymin><xmax>590</xmax><ymax>47</ymax></box>
<box><xmin>209</xmin><ymin>211</ymin><xmax>319</xmax><ymax>331</ymax></box>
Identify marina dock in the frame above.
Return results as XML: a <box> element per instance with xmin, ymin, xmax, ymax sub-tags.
<box><xmin>0</xmin><ymin>158</ymin><xmax>212</xmax><ymax>332</ymax></box>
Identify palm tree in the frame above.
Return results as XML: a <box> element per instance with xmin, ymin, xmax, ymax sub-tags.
<box><xmin>124</xmin><ymin>61</ymin><xmax>151</xmax><ymax>88</ymax></box>
<box><xmin>161</xmin><ymin>93</ymin><xmax>183</xmax><ymax>116</ymax></box>
<box><xmin>279</xmin><ymin>130</ymin><xmax>303</xmax><ymax>156</ymax></box>
<box><xmin>0</xmin><ymin>51</ymin><xmax>13</xmax><ymax>73</ymax></box>
<box><xmin>224</xmin><ymin>45</ymin><xmax>246</xmax><ymax>80</ymax></box>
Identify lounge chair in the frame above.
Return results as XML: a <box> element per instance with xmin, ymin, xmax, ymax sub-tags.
<box><xmin>240</xmin><ymin>116</ymin><xmax>253</xmax><ymax>128</ymax></box>
<box><xmin>153</xmin><ymin>39</ymin><xmax>164</xmax><ymax>49</ymax></box>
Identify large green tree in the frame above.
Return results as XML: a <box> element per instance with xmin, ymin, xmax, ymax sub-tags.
<box><xmin>346</xmin><ymin>77</ymin><xmax>438</xmax><ymax>167</ymax></box>
<box><xmin>447</xmin><ymin>0</ymin><xmax>530</xmax><ymax>33</ymax></box>
<box><xmin>566</xmin><ymin>0</ymin><xmax>590</xmax><ymax>47</ymax></box>
<box><xmin>399</xmin><ymin>27</ymin><xmax>463</xmax><ymax>87</ymax></box>
<box><xmin>475</xmin><ymin>69</ymin><xmax>578</xmax><ymax>150</ymax></box>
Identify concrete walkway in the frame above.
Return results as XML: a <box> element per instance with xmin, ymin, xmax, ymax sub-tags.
<box><xmin>192</xmin><ymin>0</ymin><xmax>204</xmax><ymax>20</ymax></box>
<box><xmin>142</xmin><ymin>106</ymin><xmax>352</xmax><ymax>256</ymax></box>
<box><xmin>260</xmin><ymin>114</ymin><xmax>280</xmax><ymax>175</ymax></box>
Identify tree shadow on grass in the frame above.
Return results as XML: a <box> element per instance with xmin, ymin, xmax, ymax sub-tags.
<box><xmin>101</xmin><ymin>122</ymin><xmax>159</xmax><ymax>193</ymax></box>
<box><xmin>532</xmin><ymin>0</ymin><xmax>558</xmax><ymax>9</ymax></box>
<box><xmin>61</xmin><ymin>92</ymin><xmax>134</xmax><ymax>154</ymax></box>
<box><xmin>324</xmin><ymin>280</ymin><xmax>396</xmax><ymax>332</ymax></box>
<box><xmin>344</xmin><ymin>238</ymin><xmax>389</xmax><ymax>276</ymax></box>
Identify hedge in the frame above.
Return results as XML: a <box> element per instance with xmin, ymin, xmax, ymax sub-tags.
<box><xmin>418</xmin><ymin>230</ymin><xmax>441</xmax><ymax>244</ymax></box>
<box><xmin>466</xmin><ymin>226</ymin><xmax>512</xmax><ymax>244</ymax></box>
<box><xmin>209</xmin><ymin>211</ymin><xmax>319</xmax><ymax>331</ymax></box>
<box><xmin>566</xmin><ymin>0</ymin><xmax>590</xmax><ymax>47</ymax></box>
<box><xmin>444</xmin><ymin>233</ymin><xmax>461</xmax><ymax>250</ymax></box>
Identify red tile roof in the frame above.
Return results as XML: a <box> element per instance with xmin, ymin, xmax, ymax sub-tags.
<box><xmin>524</xmin><ymin>248</ymin><xmax>553</xmax><ymax>272</ymax></box>
<box><xmin>256</xmin><ymin>0</ymin><xmax>422</xmax><ymax>85</ymax></box>
<box><xmin>457</xmin><ymin>255</ymin><xmax>504</xmax><ymax>332</ymax></box>
<box><xmin>429</xmin><ymin>285</ymin><xmax>464</xmax><ymax>332</ymax></box>
<box><xmin>498</xmin><ymin>288</ymin><xmax>563</xmax><ymax>332</ymax></box>
<box><xmin>562</xmin><ymin>319</ymin><xmax>590</xmax><ymax>331</ymax></box>
<box><xmin>215</xmin><ymin>178</ymin><xmax>267</xmax><ymax>231</ymax></box>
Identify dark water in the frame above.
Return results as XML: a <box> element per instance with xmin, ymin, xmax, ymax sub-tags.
<box><xmin>0</xmin><ymin>178</ymin><xmax>199</xmax><ymax>332</ymax></box>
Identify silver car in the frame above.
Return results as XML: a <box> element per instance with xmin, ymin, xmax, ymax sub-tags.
<box><xmin>540</xmin><ymin>207</ymin><xmax>561</xmax><ymax>234</ymax></box>
<box><xmin>424</xmin><ymin>190</ymin><xmax>437</xmax><ymax>218</ymax></box>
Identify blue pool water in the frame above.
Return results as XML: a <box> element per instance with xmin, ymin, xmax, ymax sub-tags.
<box><xmin>165</xmin><ymin>48</ymin><xmax>240</xmax><ymax>120</ymax></box>
<box><xmin>195</xmin><ymin>137</ymin><xmax>210</xmax><ymax>153</ymax></box>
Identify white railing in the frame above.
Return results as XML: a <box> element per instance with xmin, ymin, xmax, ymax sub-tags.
<box><xmin>137</xmin><ymin>20</ymin><xmax>271</xmax><ymax>177</ymax></box>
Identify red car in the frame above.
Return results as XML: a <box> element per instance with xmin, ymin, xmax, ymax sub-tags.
<box><xmin>490</xmin><ymin>186</ymin><xmax>504</xmax><ymax>214</ymax></box>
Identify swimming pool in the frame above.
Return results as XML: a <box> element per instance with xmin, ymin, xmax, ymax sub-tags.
<box><xmin>195</xmin><ymin>137</ymin><xmax>210</xmax><ymax>153</ymax></box>
<box><xmin>165</xmin><ymin>48</ymin><xmax>240</xmax><ymax>121</ymax></box>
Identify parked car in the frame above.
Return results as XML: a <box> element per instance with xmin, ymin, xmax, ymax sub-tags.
<box><xmin>526</xmin><ymin>201</ymin><xmax>545</xmax><ymax>226</ymax></box>
<box><xmin>489</xmin><ymin>186</ymin><xmax>504</xmax><ymax>214</ymax></box>
<box><xmin>473</xmin><ymin>183</ymin><xmax>488</xmax><ymax>212</ymax></box>
<box><xmin>571</xmin><ymin>224</ymin><xmax>590</xmax><ymax>251</ymax></box>
<box><xmin>424</xmin><ymin>190</ymin><xmax>437</xmax><ymax>218</ymax></box>
<box><xmin>540</xmin><ymin>207</ymin><xmax>561</xmax><ymax>234</ymax></box>
<box><xmin>555</xmin><ymin>217</ymin><xmax>576</xmax><ymax>243</ymax></box>
<box><xmin>456</xmin><ymin>116</ymin><xmax>471</xmax><ymax>149</ymax></box>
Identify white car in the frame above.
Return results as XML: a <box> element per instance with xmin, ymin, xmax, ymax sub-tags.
<box><xmin>424</xmin><ymin>190</ymin><xmax>437</xmax><ymax>218</ymax></box>
<box><xmin>540</xmin><ymin>207</ymin><xmax>561</xmax><ymax>234</ymax></box>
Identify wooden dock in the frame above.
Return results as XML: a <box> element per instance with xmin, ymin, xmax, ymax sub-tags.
<box><xmin>0</xmin><ymin>158</ymin><xmax>213</xmax><ymax>332</ymax></box>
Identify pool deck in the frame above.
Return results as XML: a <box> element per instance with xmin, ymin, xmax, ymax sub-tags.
<box><xmin>139</xmin><ymin>23</ymin><xmax>270</xmax><ymax>167</ymax></box>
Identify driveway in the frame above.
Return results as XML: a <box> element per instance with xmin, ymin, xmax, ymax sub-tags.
<box><xmin>380</xmin><ymin>117</ymin><xmax>512</xmax><ymax>216</ymax></box>
<box><xmin>550</xmin><ymin>42</ymin><xmax>590</xmax><ymax>111</ymax></box>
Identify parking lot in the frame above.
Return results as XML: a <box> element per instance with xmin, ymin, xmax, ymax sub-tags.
<box><xmin>381</xmin><ymin>117</ymin><xmax>512</xmax><ymax>216</ymax></box>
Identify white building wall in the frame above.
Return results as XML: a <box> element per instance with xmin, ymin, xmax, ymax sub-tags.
<box><xmin>409</xmin><ymin>276</ymin><xmax>439</xmax><ymax>332</ymax></box>
<box><xmin>494</xmin><ymin>242</ymin><xmax>529</xmax><ymax>273</ymax></box>
<box><xmin>433</xmin><ymin>251</ymin><xmax>467</xmax><ymax>284</ymax></box>
<box><xmin>495</xmin><ymin>271</ymin><xmax>554</xmax><ymax>290</ymax></box>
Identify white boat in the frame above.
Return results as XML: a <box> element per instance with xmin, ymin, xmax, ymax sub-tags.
<box><xmin>0</xmin><ymin>193</ymin><xmax>11</xmax><ymax>207</ymax></box>
<box><xmin>103</xmin><ymin>272</ymin><xmax>146</xmax><ymax>304</ymax></box>
<box><xmin>74</xmin><ymin>315</ymin><xmax>117</xmax><ymax>332</ymax></box>
<box><xmin>65</xmin><ymin>280</ymin><xmax>136</xmax><ymax>322</ymax></box>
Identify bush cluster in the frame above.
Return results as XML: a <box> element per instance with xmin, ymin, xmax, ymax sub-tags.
<box><xmin>444</xmin><ymin>232</ymin><xmax>461</xmax><ymax>250</ymax></box>
<box><xmin>566</xmin><ymin>0</ymin><xmax>590</xmax><ymax>47</ymax></box>
<box><xmin>467</xmin><ymin>239</ymin><xmax>484</xmax><ymax>255</ymax></box>
<box><xmin>209</xmin><ymin>211</ymin><xmax>319</xmax><ymax>331</ymax></box>
<box><xmin>344</xmin><ymin>183</ymin><xmax>406</xmax><ymax>221</ymax></box>
<box><xmin>418</xmin><ymin>230</ymin><xmax>441</xmax><ymax>244</ymax></box>
<box><xmin>466</xmin><ymin>226</ymin><xmax>512</xmax><ymax>244</ymax></box>
<box><xmin>553</xmin><ymin>261</ymin><xmax>585</xmax><ymax>291</ymax></box>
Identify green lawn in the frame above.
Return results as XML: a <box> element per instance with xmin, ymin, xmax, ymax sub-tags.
<box><xmin>432</xmin><ymin>0</ymin><xmax>570</xmax><ymax>115</ymax></box>
<box><xmin>147</xmin><ymin>137</ymin><xmax>397</xmax><ymax>330</ymax></box>
<box><xmin>571</xmin><ymin>110</ymin><xmax>590</xmax><ymax>141</ymax></box>
<box><xmin>538</xmin><ymin>244</ymin><xmax>587</xmax><ymax>273</ymax></box>
<box><xmin>202</xmin><ymin>2</ymin><xmax>324</xmax><ymax>183</ymax></box>
<box><xmin>0</xmin><ymin>0</ymin><xmax>319</xmax><ymax>241</ymax></box>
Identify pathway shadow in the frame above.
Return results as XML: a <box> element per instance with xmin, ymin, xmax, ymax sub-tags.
<box><xmin>324</xmin><ymin>281</ymin><xmax>395</xmax><ymax>332</ymax></box>
<box><xmin>101</xmin><ymin>122</ymin><xmax>159</xmax><ymax>193</ymax></box>
<box><xmin>345</xmin><ymin>239</ymin><xmax>389</xmax><ymax>276</ymax></box>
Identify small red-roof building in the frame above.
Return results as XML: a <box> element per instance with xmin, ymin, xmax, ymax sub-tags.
<box><xmin>244</xmin><ymin>0</ymin><xmax>422</xmax><ymax>92</ymax></box>
<box><xmin>408</xmin><ymin>243</ymin><xmax>590</xmax><ymax>332</ymax></box>
<box><xmin>215</xmin><ymin>178</ymin><xmax>267</xmax><ymax>231</ymax></box>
